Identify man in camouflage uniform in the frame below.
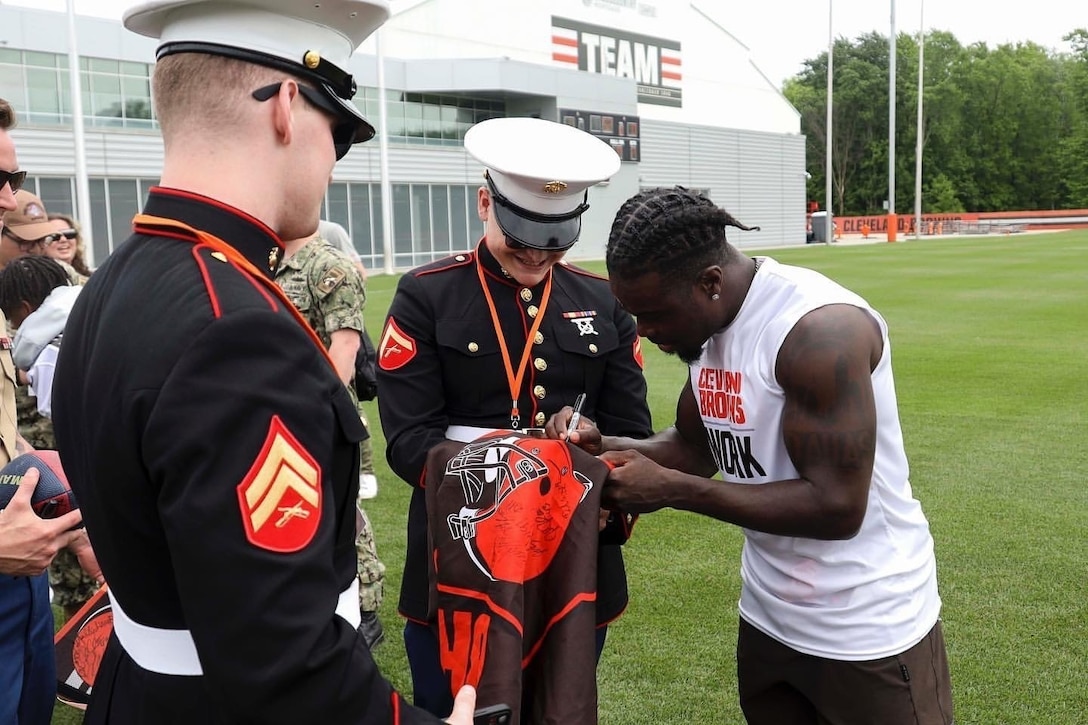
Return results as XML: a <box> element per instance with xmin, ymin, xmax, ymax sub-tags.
<box><xmin>275</xmin><ymin>228</ymin><xmax>386</xmax><ymax>648</ymax></box>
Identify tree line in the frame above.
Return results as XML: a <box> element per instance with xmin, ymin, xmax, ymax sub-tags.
<box><xmin>784</xmin><ymin>29</ymin><xmax>1088</xmax><ymax>216</ymax></box>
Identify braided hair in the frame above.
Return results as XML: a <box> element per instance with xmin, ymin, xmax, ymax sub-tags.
<box><xmin>0</xmin><ymin>256</ymin><xmax>70</xmax><ymax>320</ymax></box>
<box><xmin>606</xmin><ymin>187</ymin><xmax>759</xmax><ymax>286</ymax></box>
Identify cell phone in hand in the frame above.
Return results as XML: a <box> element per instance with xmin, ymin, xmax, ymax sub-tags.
<box><xmin>473</xmin><ymin>703</ymin><xmax>512</xmax><ymax>724</ymax></box>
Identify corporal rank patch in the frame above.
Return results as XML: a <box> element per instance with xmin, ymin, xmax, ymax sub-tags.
<box><xmin>236</xmin><ymin>416</ymin><xmax>322</xmax><ymax>553</ymax></box>
<box><xmin>378</xmin><ymin>316</ymin><xmax>417</xmax><ymax>370</ymax></box>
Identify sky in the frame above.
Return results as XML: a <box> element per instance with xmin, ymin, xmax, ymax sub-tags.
<box><xmin>10</xmin><ymin>0</ymin><xmax>1084</xmax><ymax>87</ymax></box>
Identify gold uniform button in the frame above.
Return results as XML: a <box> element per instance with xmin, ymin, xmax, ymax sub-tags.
<box><xmin>533</xmin><ymin>385</ymin><xmax>546</xmax><ymax>399</ymax></box>
<box><xmin>527</xmin><ymin>305</ymin><xmax>539</xmax><ymax>318</ymax></box>
<box><xmin>520</xmin><ymin>288</ymin><xmax>533</xmax><ymax>302</ymax></box>
<box><xmin>268</xmin><ymin>248</ymin><xmax>280</xmax><ymax>268</ymax></box>
<box><xmin>534</xmin><ymin>332</ymin><xmax>544</xmax><ymax>345</ymax></box>
<box><xmin>303</xmin><ymin>50</ymin><xmax>321</xmax><ymax>69</ymax></box>
<box><xmin>534</xmin><ymin>412</ymin><xmax>547</xmax><ymax>426</ymax></box>
<box><xmin>455</xmin><ymin>255</ymin><xmax>466</xmax><ymax>262</ymax></box>
<box><xmin>589</xmin><ymin>343</ymin><xmax>599</xmax><ymax>353</ymax></box>
<box><xmin>468</xmin><ymin>342</ymin><xmax>479</xmax><ymax>353</ymax></box>
<box><xmin>534</xmin><ymin>358</ymin><xmax>547</xmax><ymax>371</ymax></box>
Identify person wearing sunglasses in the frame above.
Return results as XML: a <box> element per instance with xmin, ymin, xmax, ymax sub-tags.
<box><xmin>1</xmin><ymin>191</ymin><xmax>89</xmax><ymax>287</ymax></box>
<box><xmin>49</xmin><ymin>2</ymin><xmax>477</xmax><ymax>724</ymax></box>
<box><xmin>0</xmin><ymin>189</ymin><xmax>53</xmax><ymax>269</ymax></box>
<box><xmin>44</xmin><ymin>213</ymin><xmax>93</xmax><ymax>278</ymax></box>
<box><xmin>375</xmin><ymin>117</ymin><xmax>653</xmax><ymax>719</ymax></box>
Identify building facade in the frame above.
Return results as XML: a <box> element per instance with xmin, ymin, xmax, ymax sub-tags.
<box><xmin>0</xmin><ymin>0</ymin><xmax>806</xmax><ymax>270</ymax></box>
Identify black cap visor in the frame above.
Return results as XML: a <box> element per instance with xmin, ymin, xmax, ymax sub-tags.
<box><xmin>487</xmin><ymin>174</ymin><xmax>587</xmax><ymax>251</ymax></box>
<box><xmin>313</xmin><ymin>84</ymin><xmax>376</xmax><ymax>158</ymax></box>
<box><xmin>252</xmin><ymin>82</ymin><xmax>374</xmax><ymax>160</ymax></box>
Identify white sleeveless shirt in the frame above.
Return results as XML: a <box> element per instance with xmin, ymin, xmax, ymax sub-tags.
<box><xmin>691</xmin><ymin>257</ymin><xmax>941</xmax><ymax>660</ymax></box>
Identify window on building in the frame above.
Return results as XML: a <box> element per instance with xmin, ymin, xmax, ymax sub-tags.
<box><xmin>0</xmin><ymin>49</ymin><xmax>156</xmax><ymax>129</ymax></box>
<box><xmin>352</xmin><ymin>87</ymin><xmax>506</xmax><ymax>147</ymax></box>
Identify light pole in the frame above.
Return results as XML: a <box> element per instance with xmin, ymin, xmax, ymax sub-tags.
<box><xmin>375</xmin><ymin>28</ymin><xmax>395</xmax><ymax>275</ymax></box>
<box><xmin>66</xmin><ymin>0</ymin><xmax>93</xmax><ymax>262</ymax></box>
<box><xmin>825</xmin><ymin>0</ymin><xmax>834</xmax><ymax>246</ymax></box>
<box><xmin>913</xmin><ymin>0</ymin><xmax>924</xmax><ymax>239</ymax></box>
<box><xmin>887</xmin><ymin>0</ymin><xmax>897</xmax><ymax>242</ymax></box>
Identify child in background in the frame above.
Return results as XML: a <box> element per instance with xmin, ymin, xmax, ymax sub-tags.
<box><xmin>0</xmin><ymin>256</ymin><xmax>80</xmax><ymax>418</ymax></box>
<box><xmin>0</xmin><ymin>255</ymin><xmax>93</xmax><ymax>620</ymax></box>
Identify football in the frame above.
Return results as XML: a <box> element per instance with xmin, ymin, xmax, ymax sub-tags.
<box><xmin>0</xmin><ymin>450</ymin><xmax>79</xmax><ymax>518</ymax></box>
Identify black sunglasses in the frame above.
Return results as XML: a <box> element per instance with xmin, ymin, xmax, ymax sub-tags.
<box><xmin>0</xmin><ymin>169</ymin><xmax>27</xmax><ymax>194</ymax></box>
<box><xmin>41</xmin><ymin>228</ymin><xmax>78</xmax><ymax>244</ymax></box>
<box><xmin>0</xmin><ymin>226</ymin><xmax>70</xmax><ymax>250</ymax></box>
<box><xmin>252</xmin><ymin>83</ymin><xmax>354</xmax><ymax>160</ymax></box>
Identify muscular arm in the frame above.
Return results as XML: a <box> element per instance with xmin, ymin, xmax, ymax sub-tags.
<box><xmin>327</xmin><ymin>328</ymin><xmax>361</xmax><ymax>386</ymax></box>
<box><xmin>602</xmin><ymin>305</ymin><xmax>881</xmax><ymax>540</ymax></box>
<box><xmin>600</xmin><ymin>380</ymin><xmax>718</xmax><ymax>476</ymax></box>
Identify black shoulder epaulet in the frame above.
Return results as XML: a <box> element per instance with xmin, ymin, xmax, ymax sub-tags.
<box><xmin>413</xmin><ymin>251</ymin><xmax>475</xmax><ymax>278</ymax></box>
<box><xmin>557</xmin><ymin>259</ymin><xmax>607</xmax><ymax>282</ymax></box>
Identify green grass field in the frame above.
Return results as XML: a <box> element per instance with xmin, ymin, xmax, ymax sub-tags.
<box><xmin>52</xmin><ymin>231</ymin><xmax>1088</xmax><ymax>724</ymax></box>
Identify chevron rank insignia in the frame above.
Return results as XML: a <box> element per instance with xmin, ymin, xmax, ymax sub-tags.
<box><xmin>378</xmin><ymin>316</ymin><xmax>417</xmax><ymax>371</ymax></box>
<box><xmin>237</xmin><ymin>416</ymin><xmax>322</xmax><ymax>553</ymax></box>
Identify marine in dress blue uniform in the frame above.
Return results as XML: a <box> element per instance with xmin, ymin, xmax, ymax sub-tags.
<box><xmin>51</xmin><ymin>1</ymin><xmax>454</xmax><ymax>722</ymax></box>
<box><xmin>376</xmin><ymin>117</ymin><xmax>653</xmax><ymax>716</ymax></box>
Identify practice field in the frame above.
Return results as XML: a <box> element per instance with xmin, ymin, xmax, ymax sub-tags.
<box><xmin>52</xmin><ymin>231</ymin><xmax>1087</xmax><ymax>724</ymax></box>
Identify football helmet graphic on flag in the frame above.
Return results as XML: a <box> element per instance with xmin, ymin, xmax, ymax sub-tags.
<box><xmin>444</xmin><ymin>432</ymin><xmax>592</xmax><ymax>583</ymax></box>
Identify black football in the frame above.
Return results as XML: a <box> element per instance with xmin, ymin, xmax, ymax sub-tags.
<box><xmin>0</xmin><ymin>450</ymin><xmax>79</xmax><ymax>518</ymax></box>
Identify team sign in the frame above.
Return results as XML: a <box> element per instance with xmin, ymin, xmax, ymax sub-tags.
<box><xmin>551</xmin><ymin>16</ymin><xmax>682</xmax><ymax>107</ymax></box>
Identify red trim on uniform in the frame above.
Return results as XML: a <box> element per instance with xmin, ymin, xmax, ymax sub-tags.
<box><xmin>132</xmin><ymin>226</ymin><xmax>201</xmax><ymax>244</ymax></box>
<box><xmin>149</xmin><ymin>186</ymin><xmax>283</xmax><ymax>248</ymax></box>
<box><xmin>436</xmin><ymin>583</ymin><xmax>524</xmax><ymax>636</ymax></box>
<box><xmin>559</xmin><ymin>261</ymin><xmax>608</xmax><ymax>281</ymax></box>
<box><xmin>135</xmin><ymin>214</ymin><xmax>336</xmax><ymax>371</ymax></box>
<box><xmin>632</xmin><ymin>337</ymin><xmax>644</xmax><ymax>369</ymax></box>
<box><xmin>413</xmin><ymin>252</ymin><xmax>475</xmax><ymax>278</ymax></box>
<box><xmin>190</xmin><ymin>246</ymin><xmax>222</xmax><ymax>319</ymax></box>
<box><xmin>596</xmin><ymin>602</ymin><xmax>628</xmax><ymax>628</ymax></box>
<box><xmin>522</xmin><ymin>591</ymin><xmax>597</xmax><ymax>668</ymax></box>
<box><xmin>391</xmin><ymin>692</ymin><xmax>400</xmax><ymax>724</ymax></box>
<box><xmin>238</xmin><ymin>265</ymin><xmax>280</xmax><ymax>312</ymax></box>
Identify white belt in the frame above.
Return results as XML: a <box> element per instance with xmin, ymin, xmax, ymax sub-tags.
<box><xmin>110</xmin><ymin>579</ymin><xmax>362</xmax><ymax>676</ymax></box>
<box><xmin>445</xmin><ymin>425</ymin><xmax>503</xmax><ymax>443</ymax></box>
<box><xmin>445</xmin><ymin>425</ymin><xmax>547</xmax><ymax>443</ymax></box>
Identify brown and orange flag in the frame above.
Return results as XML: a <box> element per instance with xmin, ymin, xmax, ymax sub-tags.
<box><xmin>425</xmin><ymin>431</ymin><xmax>611</xmax><ymax>725</ymax></box>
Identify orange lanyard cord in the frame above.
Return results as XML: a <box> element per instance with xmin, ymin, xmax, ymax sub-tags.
<box><xmin>133</xmin><ymin>213</ymin><xmax>336</xmax><ymax>372</ymax></box>
<box><xmin>475</xmin><ymin>257</ymin><xmax>552</xmax><ymax>428</ymax></box>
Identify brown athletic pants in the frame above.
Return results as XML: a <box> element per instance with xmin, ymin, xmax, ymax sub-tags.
<box><xmin>737</xmin><ymin>618</ymin><xmax>954</xmax><ymax>724</ymax></box>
